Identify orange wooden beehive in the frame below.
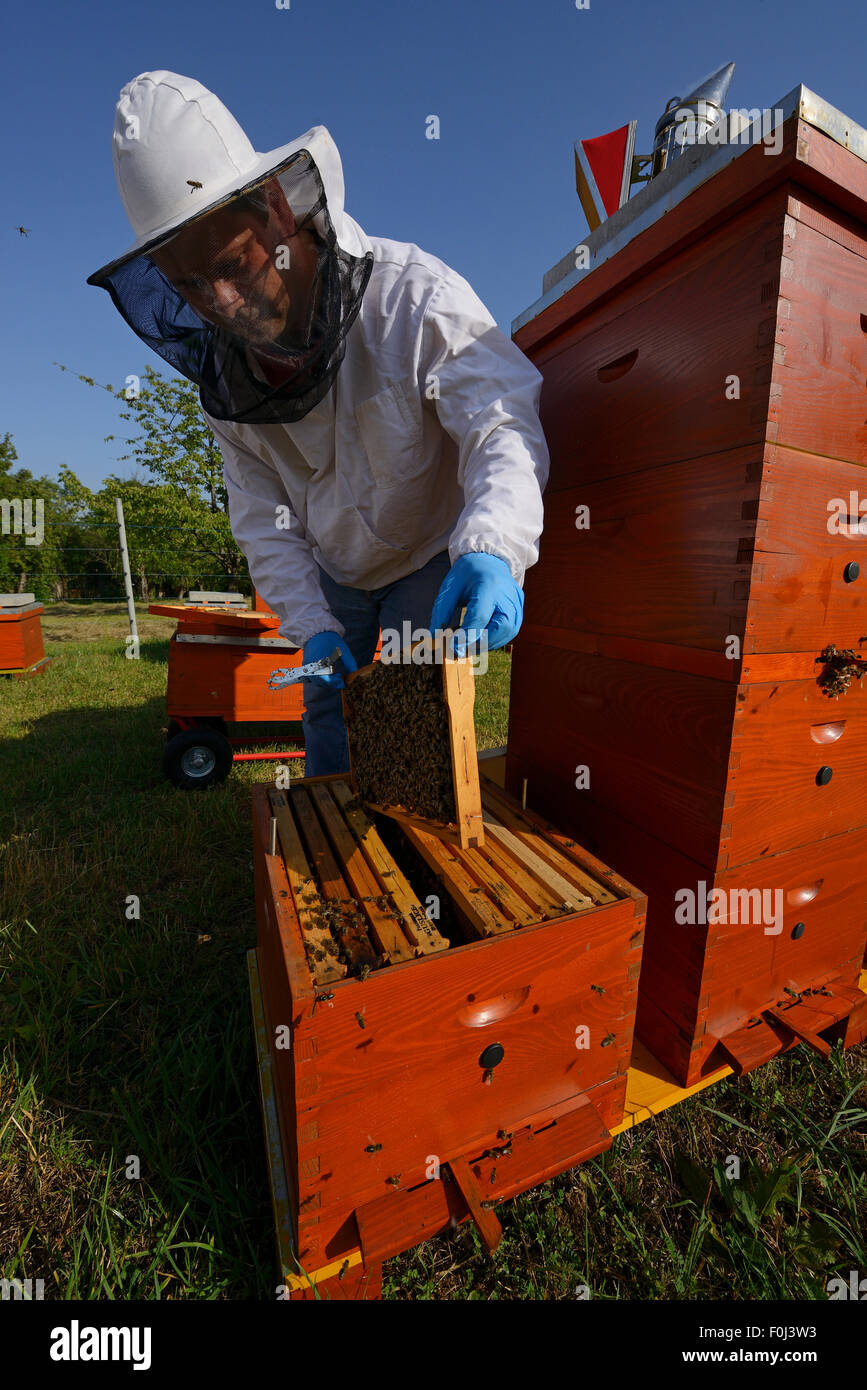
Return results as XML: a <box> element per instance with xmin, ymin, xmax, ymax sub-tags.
<box><xmin>148</xmin><ymin>597</ymin><xmax>306</xmax><ymax>723</ymax></box>
<box><xmin>505</xmin><ymin>85</ymin><xmax>867</xmax><ymax>1087</ymax></box>
<box><xmin>0</xmin><ymin>594</ymin><xmax>50</xmax><ymax>677</ymax></box>
<box><xmin>252</xmin><ymin>771</ymin><xmax>645</xmax><ymax>1296</ymax></box>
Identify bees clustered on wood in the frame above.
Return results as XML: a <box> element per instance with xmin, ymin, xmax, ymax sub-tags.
<box><xmin>815</xmin><ymin>643</ymin><xmax>867</xmax><ymax>697</ymax></box>
<box><xmin>343</xmin><ymin>662</ymin><xmax>457</xmax><ymax>822</ymax></box>
<box><xmin>299</xmin><ymin>889</ymin><xmax>374</xmax><ymax>976</ymax></box>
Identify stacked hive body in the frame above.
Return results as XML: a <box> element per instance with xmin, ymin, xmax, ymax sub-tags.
<box><xmin>0</xmin><ymin>594</ymin><xmax>50</xmax><ymax>677</ymax></box>
<box><xmin>506</xmin><ymin>86</ymin><xmax>867</xmax><ymax>1086</ymax></box>
<box><xmin>252</xmin><ymin>773</ymin><xmax>645</xmax><ymax>1293</ymax></box>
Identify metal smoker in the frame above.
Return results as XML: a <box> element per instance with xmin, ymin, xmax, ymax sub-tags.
<box><xmin>651</xmin><ymin>61</ymin><xmax>735</xmax><ymax>177</ymax></box>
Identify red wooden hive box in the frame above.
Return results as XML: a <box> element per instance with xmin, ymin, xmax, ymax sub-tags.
<box><xmin>506</xmin><ymin>85</ymin><xmax>867</xmax><ymax>1087</ymax></box>
<box><xmin>147</xmin><ymin>598</ymin><xmax>306</xmax><ymax>722</ymax></box>
<box><xmin>0</xmin><ymin>594</ymin><xmax>49</xmax><ymax>676</ymax></box>
<box><xmin>252</xmin><ymin>771</ymin><xmax>645</xmax><ymax>1292</ymax></box>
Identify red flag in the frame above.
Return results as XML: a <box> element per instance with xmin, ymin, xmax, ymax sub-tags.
<box><xmin>574</xmin><ymin>121</ymin><xmax>636</xmax><ymax>231</ymax></box>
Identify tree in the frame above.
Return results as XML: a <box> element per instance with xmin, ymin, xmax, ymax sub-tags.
<box><xmin>0</xmin><ymin>434</ymin><xmax>69</xmax><ymax>602</ymax></box>
<box><xmin>112</xmin><ymin>367</ymin><xmax>243</xmax><ymax>586</ymax></box>
<box><xmin>0</xmin><ymin>432</ymin><xmax>18</xmax><ymax>477</ymax></box>
<box><xmin>53</xmin><ymin>365</ymin><xmax>249</xmax><ymax>598</ymax></box>
<box><xmin>62</xmin><ymin>469</ymin><xmax>241</xmax><ymax>601</ymax></box>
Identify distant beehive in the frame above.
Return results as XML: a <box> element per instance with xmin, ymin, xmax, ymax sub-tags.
<box><xmin>0</xmin><ymin>594</ymin><xmax>50</xmax><ymax>677</ymax></box>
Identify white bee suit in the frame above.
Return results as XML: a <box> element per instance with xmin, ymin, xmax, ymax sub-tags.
<box><xmin>209</xmin><ymin>227</ymin><xmax>550</xmax><ymax>647</ymax></box>
<box><xmin>87</xmin><ymin>72</ymin><xmax>549</xmax><ymax>649</ymax></box>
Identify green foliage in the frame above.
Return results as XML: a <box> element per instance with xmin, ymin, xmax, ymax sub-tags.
<box><xmin>5</xmin><ymin>366</ymin><xmax>251</xmax><ymax>601</ymax></box>
<box><xmin>62</xmin><ymin>469</ymin><xmax>243</xmax><ymax>600</ymax></box>
<box><xmin>0</xmin><ymin>431</ymin><xmax>18</xmax><ymax>477</ymax></box>
<box><xmin>113</xmin><ymin>365</ymin><xmax>228</xmax><ymax>516</ymax></box>
<box><xmin>0</xmin><ymin>433</ymin><xmax>72</xmax><ymax>604</ymax></box>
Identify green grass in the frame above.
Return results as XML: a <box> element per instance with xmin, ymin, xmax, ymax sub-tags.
<box><xmin>1</xmin><ymin>606</ymin><xmax>864</xmax><ymax>1300</ymax></box>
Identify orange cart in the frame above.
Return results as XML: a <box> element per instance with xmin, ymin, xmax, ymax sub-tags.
<box><xmin>148</xmin><ymin>591</ymin><xmax>306</xmax><ymax>788</ymax></box>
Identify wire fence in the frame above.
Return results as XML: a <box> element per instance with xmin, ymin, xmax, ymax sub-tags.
<box><xmin>2</xmin><ymin>508</ymin><xmax>251</xmax><ymax>606</ymax></box>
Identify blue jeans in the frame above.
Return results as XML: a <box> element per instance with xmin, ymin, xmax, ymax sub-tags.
<box><xmin>301</xmin><ymin>550</ymin><xmax>453</xmax><ymax>777</ymax></box>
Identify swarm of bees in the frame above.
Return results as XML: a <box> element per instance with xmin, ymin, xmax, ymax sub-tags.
<box><xmin>815</xmin><ymin>643</ymin><xmax>867</xmax><ymax>698</ymax></box>
<box><xmin>343</xmin><ymin>662</ymin><xmax>457</xmax><ymax>823</ymax></box>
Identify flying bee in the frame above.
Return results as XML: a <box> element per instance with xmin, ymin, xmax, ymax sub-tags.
<box><xmin>15</xmin><ymin>226</ymin><xmax>31</xmax><ymax>237</ymax></box>
<box><xmin>187</xmin><ymin>179</ymin><xmax>203</xmax><ymax>192</ymax></box>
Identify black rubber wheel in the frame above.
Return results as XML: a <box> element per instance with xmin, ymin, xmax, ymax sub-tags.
<box><xmin>162</xmin><ymin>727</ymin><xmax>233</xmax><ymax>789</ymax></box>
<box><xmin>166</xmin><ymin>716</ymin><xmax>228</xmax><ymax>741</ymax></box>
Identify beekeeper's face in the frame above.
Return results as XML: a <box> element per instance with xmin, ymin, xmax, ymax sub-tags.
<box><xmin>150</xmin><ymin>180</ymin><xmax>321</xmax><ymax>349</ymax></box>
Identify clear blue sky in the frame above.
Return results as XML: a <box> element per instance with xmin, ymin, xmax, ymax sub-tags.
<box><xmin>5</xmin><ymin>0</ymin><xmax>867</xmax><ymax>489</ymax></box>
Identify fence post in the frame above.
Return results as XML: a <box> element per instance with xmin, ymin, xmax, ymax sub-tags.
<box><xmin>115</xmin><ymin>498</ymin><xmax>139</xmax><ymax>654</ymax></box>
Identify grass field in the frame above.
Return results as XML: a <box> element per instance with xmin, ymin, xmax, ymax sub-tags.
<box><xmin>1</xmin><ymin>604</ymin><xmax>864</xmax><ymax>1300</ymax></box>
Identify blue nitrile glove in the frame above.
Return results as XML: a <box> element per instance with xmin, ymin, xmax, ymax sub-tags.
<box><xmin>429</xmin><ymin>553</ymin><xmax>524</xmax><ymax>656</ymax></box>
<box><xmin>302</xmin><ymin>630</ymin><xmax>357</xmax><ymax>689</ymax></box>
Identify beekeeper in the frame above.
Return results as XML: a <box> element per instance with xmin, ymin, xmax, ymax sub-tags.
<box><xmin>89</xmin><ymin>71</ymin><xmax>550</xmax><ymax>775</ymax></box>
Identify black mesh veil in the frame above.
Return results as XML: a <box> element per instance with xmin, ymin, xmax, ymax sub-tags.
<box><xmin>87</xmin><ymin>150</ymin><xmax>373</xmax><ymax>424</ymax></box>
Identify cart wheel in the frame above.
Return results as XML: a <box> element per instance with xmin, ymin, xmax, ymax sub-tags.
<box><xmin>166</xmin><ymin>716</ymin><xmax>228</xmax><ymax>741</ymax></box>
<box><xmin>163</xmin><ymin>727</ymin><xmax>233</xmax><ymax>789</ymax></box>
